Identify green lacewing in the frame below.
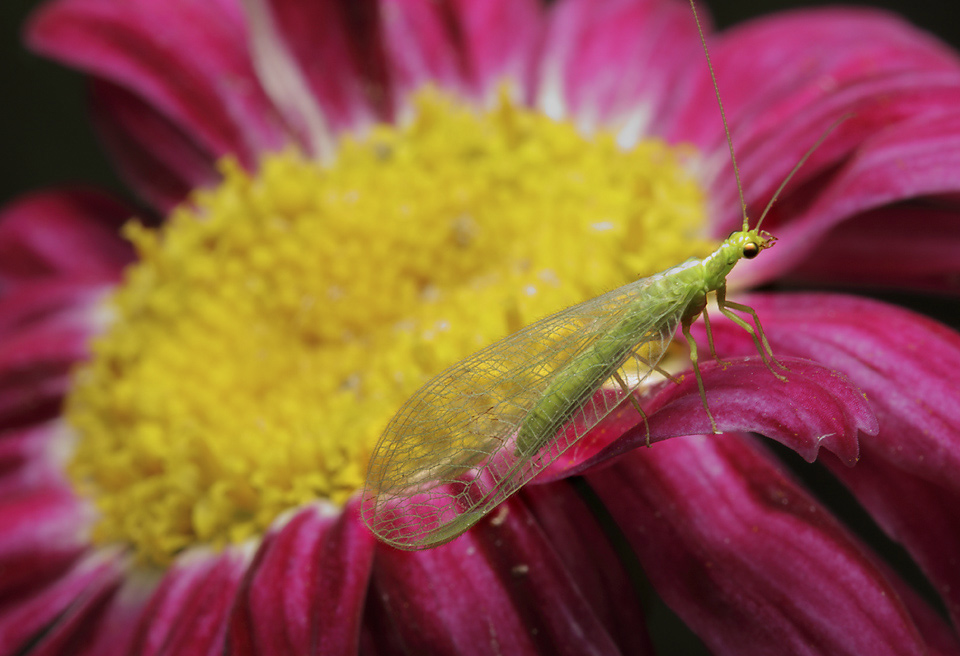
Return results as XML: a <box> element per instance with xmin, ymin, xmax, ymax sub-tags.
<box><xmin>362</xmin><ymin>0</ymin><xmax>838</xmax><ymax>550</ymax></box>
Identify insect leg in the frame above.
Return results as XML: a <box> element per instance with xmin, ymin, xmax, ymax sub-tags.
<box><xmin>611</xmin><ymin>370</ymin><xmax>651</xmax><ymax>446</ymax></box>
<box><xmin>700</xmin><ymin>303</ymin><xmax>730</xmax><ymax>368</ymax></box>
<box><xmin>682</xmin><ymin>316</ymin><xmax>720</xmax><ymax>434</ymax></box>
<box><xmin>630</xmin><ymin>349</ymin><xmax>682</xmax><ymax>384</ymax></box>
<box><xmin>715</xmin><ymin>285</ymin><xmax>788</xmax><ymax>380</ymax></box>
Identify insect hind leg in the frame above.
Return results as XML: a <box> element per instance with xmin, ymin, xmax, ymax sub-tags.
<box><xmin>715</xmin><ymin>285</ymin><xmax>788</xmax><ymax>381</ymax></box>
<box><xmin>630</xmin><ymin>349</ymin><xmax>682</xmax><ymax>385</ymax></box>
<box><xmin>611</xmin><ymin>371</ymin><xmax>651</xmax><ymax>447</ymax></box>
<box><xmin>682</xmin><ymin>316</ymin><xmax>720</xmax><ymax>434</ymax></box>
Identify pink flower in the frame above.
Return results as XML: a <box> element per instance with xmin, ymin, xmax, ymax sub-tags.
<box><xmin>3</xmin><ymin>0</ymin><xmax>960</xmax><ymax>654</ymax></box>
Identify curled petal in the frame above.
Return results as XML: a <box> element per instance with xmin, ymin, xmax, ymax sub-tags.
<box><xmin>587</xmin><ymin>435</ymin><xmax>931</xmax><ymax>656</ymax></box>
<box><xmin>226</xmin><ymin>500</ymin><xmax>375</xmax><ymax>656</ymax></box>
<box><xmin>366</xmin><ymin>490</ymin><xmax>645</xmax><ymax>656</ymax></box>
<box><xmin>542</xmin><ymin>357</ymin><xmax>872</xmax><ymax>482</ymax></box>
<box><xmin>713</xmin><ymin>293</ymin><xmax>960</xmax><ymax>489</ymax></box>
<box><xmin>706</xmin><ymin>292</ymin><xmax>960</xmax><ymax>625</ymax></box>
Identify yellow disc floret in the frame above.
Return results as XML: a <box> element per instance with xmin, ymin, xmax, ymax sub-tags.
<box><xmin>65</xmin><ymin>87</ymin><xmax>712</xmax><ymax>566</ymax></box>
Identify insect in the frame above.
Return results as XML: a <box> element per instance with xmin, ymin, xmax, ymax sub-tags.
<box><xmin>362</xmin><ymin>0</ymin><xmax>841</xmax><ymax>550</ymax></box>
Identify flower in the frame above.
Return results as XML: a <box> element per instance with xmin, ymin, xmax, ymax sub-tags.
<box><xmin>3</xmin><ymin>0</ymin><xmax>960</xmax><ymax>654</ymax></box>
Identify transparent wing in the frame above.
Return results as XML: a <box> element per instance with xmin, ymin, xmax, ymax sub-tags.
<box><xmin>362</xmin><ymin>265</ymin><xmax>701</xmax><ymax>549</ymax></box>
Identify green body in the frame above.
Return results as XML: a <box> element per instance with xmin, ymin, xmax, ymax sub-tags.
<box><xmin>515</xmin><ymin>228</ymin><xmax>774</xmax><ymax>456</ymax></box>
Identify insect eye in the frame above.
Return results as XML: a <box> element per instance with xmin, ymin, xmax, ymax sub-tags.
<box><xmin>742</xmin><ymin>242</ymin><xmax>760</xmax><ymax>259</ymax></box>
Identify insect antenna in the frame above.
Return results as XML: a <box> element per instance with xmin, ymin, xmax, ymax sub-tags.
<box><xmin>754</xmin><ymin>114</ymin><xmax>854</xmax><ymax>230</ymax></box>
<box><xmin>687</xmin><ymin>0</ymin><xmax>748</xmax><ymax>230</ymax></box>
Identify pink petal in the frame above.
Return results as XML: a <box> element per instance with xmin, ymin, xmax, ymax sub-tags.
<box><xmin>521</xmin><ymin>482</ymin><xmax>653</xmax><ymax>655</ymax></box>
<box><xmin>90</xmin><ymin>80</ymin><xmax>221</xmax><ymax>213</ymax></box>
<box><xmin>443</xmin><ymin>0</ymin><xmax>543</xmax><ymax>97</ymax></box>
<box><xmin>781</xmin><ymin>204</ymin><xmax>960</xmax><ymax>293</ymax></box>
<box><xmin>540</xmin><ymin>357</ymin><xmax>872</xmax><ymax>482</ymax></box>
<box><xmin>719</xmin><ymin>293</ymin><xmax>960</xmax><ymax>629</ymax></box>
<box><xmin>656</xmin><ymin>7</ymin><xmax>960</xmax><ymax>288</ymax></box>
<box><xmin>703</xmin><ymin>292</ymin><xmax>960</xmax><ymax>620</ymax></box>
<box><xmin>379</xmin><ymin>0</ymin><xmax>545</xmax><ymax>106</ymax></box>
<box><xmin>0</xmin><ymin>281</ymin><xmax>104</xmax><ymax>429</ymax></box>
<box><xmin>665</xmin><ymin>7</ymin><xmax>960</xmax><ymax>151</ymax></box>
<box><xmin>366</xmin><ymin>492</ymin><xmax>643</xmax><ymax>655</ymax></box>
<box><xmin>0</xmin><ymin>189</ymin><xmax>133</xmax><ymax>287</ymax></box>
<box><xmin>13</xmin><ymin>568</ymin><xmax>149</xmax><ymax>656</ymax></box>
<box><xmin>536</xmin><ymin>0</ymin><xmax>701</xmax><ymax>134</ymax></box>
<box><xmin>0</xmin><ymin>320</ymin><xmax>90</xmax><ymax>429</ymax></box>
<box><xmin>0</xmin><ymin>279</ymin><xmax>107</xmax><ymax>345</ymax></box>
<box><xmin>716</xmin><ymin>293</ymin><xmax>960</xmax><ymax>490</ymax></box>
<box><xmin>884</xmin><ymin>560</ymin><xmax>960</xmax><ymax>656</ymax></box>
<box><xmin>26</xmin><ymin>0</ymin><xmax>288</xmax><ymax>196</ymax></box>
<box><xmin>0</xmin><ymin>482</ymin><xmax>90</xmax><ymax>603</ymax></box>
<box><xmin>226</xmin><ymin>500</ymin><xmax>375</xmax><ymax>655</ymax></box>
<box><xmin>37</xmin><ymin>578</ymin><xmax>153</xmax><ymax>656</ymax></box>
<box><xmin>0</xmin><ymin>549</ymin><xmax>124</xmax><ymax>655</ymax></box>
<box><xmin>376</xmin><ymin>0</ymin><xmax>469</xmax><ymax>103</ymax></box>
<box><xmin>130</xmin><ymin>548</ymin><xmax>249</xmax><ymax>656</ymax></box>
<box><xmin>249</xmin><ymin>0</ymin><xmax>385</xmax><ymax>130</ymax></box>
<box><xmin>0</xmin><ymin>421</ymin><xmax>71</xmax><ymax>497</ymax></box>
<box><xmin>738</xmin><ymin>111</ymin><xmax>960</xmax><ymax>289</ymax></box>
<box><xmin>825</xmin><ymin>453</ymin><xmax>960</xmax><ymax>632</ymax></box>
<box><xmin>587</xmin><ymin>434</ymin><xmax>932</xmax><ymax>656</ymax></box>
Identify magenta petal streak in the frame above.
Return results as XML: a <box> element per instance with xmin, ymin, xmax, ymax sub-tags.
<box><xmin>588</xmin><ymin>435</ymin><xmax>933</xmax><ymax>656</ymax></box>
<box><xmin>364</xmin><ymin>487</ymin><xmax>648</xmax><ymax>656</ymax></box>
<box><xmin>704</xmin><ymin>292</ymin><xmax>960</xmax><ymax>629</ymax></box>
<box><xmin>226</xmin><ymin>500</ymin><xmax>375</xmax><ymax>656</ymax></box>
<box><xmin>539</xmin><ymin>356</ymin><xmax>873</xmax><ymax>483</ymax></box>
<box><xmin>129</xmin><ymin>549</ymin><xmax>250</xmax><ymax>656</ymax></box>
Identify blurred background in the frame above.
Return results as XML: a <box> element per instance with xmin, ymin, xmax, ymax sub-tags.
<box><xmin>2</xmin><ymin>0</ymin><xmax>957</xmax><ymax>208</ymax></box>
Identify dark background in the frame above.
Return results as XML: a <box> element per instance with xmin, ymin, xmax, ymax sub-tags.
<box><xmin>2</xmin><ymin>0</ymin><xmax>957</xmax><ymax>207</ymax></box>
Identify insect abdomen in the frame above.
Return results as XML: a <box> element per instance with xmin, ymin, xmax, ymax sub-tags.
<box><xmin>513</xmin><ymin>266</ymin><xmax>704</xmax><ymax>458</ymax></box>
<box><xmin>513</xmin><ymin>309</ymin><xmax>668</xmax><ymax>457</ymax></box>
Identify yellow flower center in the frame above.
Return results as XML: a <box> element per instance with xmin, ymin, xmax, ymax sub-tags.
<box><xmin>65</xmin><ymin>87</ymin><xmax>712</xmax><ymax>566</ymax></box>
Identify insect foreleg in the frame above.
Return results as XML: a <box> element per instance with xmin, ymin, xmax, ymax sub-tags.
<box><xmin>682</xmin><ymin>315</ymin><xmax>720</xmax><ymax>434</ymax></box>
<box><xmin>611</xmin><ymin>370</ymin><xmax>651</xmax><ymax>447</ymax></box>
<box><xmin>715</xmin><ymin>285</ymin><xmax>788</xmax><ymax>380</ymax></box>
